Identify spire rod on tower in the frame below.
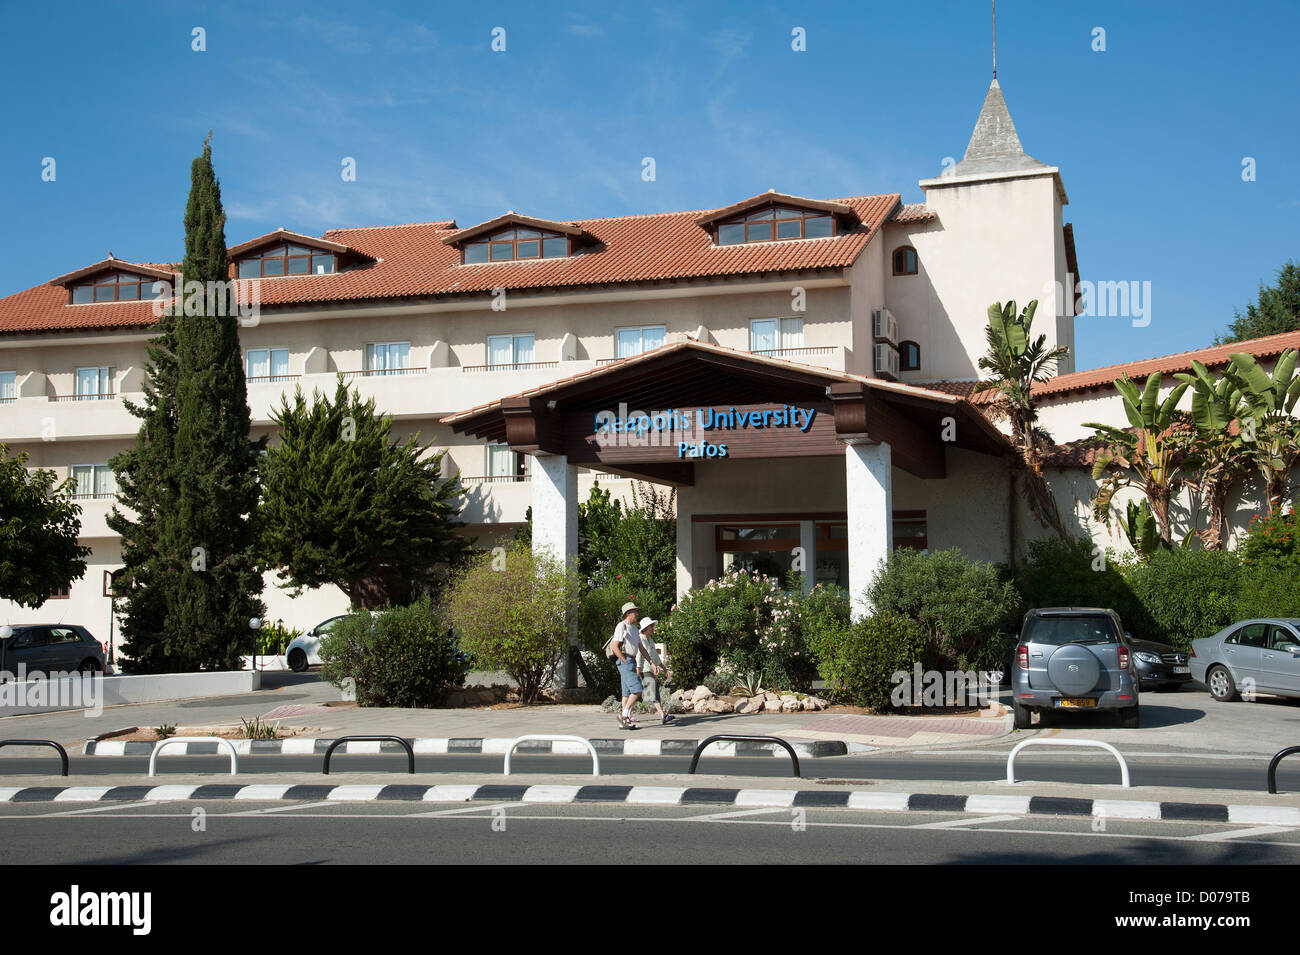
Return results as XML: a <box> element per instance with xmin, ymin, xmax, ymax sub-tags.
<box><xmin>992</xmin><ymin>0</ymin><xmax>997</xmax><ymax>78</ymax></box>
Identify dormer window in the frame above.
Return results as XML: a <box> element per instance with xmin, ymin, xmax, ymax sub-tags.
<box><xmin>237</xmin><ymin>243</ymin><xmax>335</xmax><ymax>278</ymax></box>
<box><xmin>716</xmin><ymin>207</ymin><xmax>835</xmax><ymax>246</ymax></box>
<box><xmin>70</xmin><ymin>271</ymin><xmax>165</xmax><ymax>304</ymax></box>
<box><xmin>462</xmin><ymin>228</ymin><xmax>570</xmax><ymax>264</ymax></box>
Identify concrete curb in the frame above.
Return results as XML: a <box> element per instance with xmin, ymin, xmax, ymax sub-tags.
<box><xmin>0</xmin><ymin>782</ymin><xmax>1292</xmax><ymax>822</ymax></box>
<box><xmin>82</xmin><ymin>736</ymin><xmax>850</xmax><ymax>758</ymax></box>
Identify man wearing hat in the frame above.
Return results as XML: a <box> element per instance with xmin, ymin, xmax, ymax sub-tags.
<box><xmin>607</xmin><ymin>601</ymin><xmax>646</xmax><ymax>730</ymax></box>
<box><xmin>637</xmin><ymin>616</ymin><xmax>675</xmax><ymax>725</ymax></box>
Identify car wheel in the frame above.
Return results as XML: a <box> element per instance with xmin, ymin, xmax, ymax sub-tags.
<box><xmin>1121</xmin><ymin>705</ymin><xmax>1140</xmax><ymax>728</ymax></box>
<box><xmin>1013</xmin><ymin>700</ymin><xmax>1032</xmax><ymax>729</ymax></box>
<box><xmin>288</xmin><ymin>648</ymin><xmax>308</xmax><ymax>673</ymax></box>
<box><xmin>78</xmin><ymin>658</ymin><xmax>101</xmax><ymax>674</ymax></box>
<box><xmin>1207</xmin><ymin>665</ymin><xmax>1239</xmax><ymax>702</ymax></box>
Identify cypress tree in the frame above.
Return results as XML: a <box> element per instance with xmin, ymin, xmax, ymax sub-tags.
<box><xmin>110</xmin><ymin>135</ymin><xmax>264</xmax><ymax>671</ymax></box>
<box><xmin>169</xmin><ymin>135</ymin><xmax>266</xmax><ymax>669</ymax></box>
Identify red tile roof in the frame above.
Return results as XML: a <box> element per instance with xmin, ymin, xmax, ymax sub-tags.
<box><xmin>1036</xmin><ymin>329</ymin><xmax>1300</xmax><ymax>398</ymax></box>
<box><xmin>890</xmin><ymin>203</ymin><xmax>936</xmax><ymax>224</ymax></box>
<box><xmin>0</xmin><ymin>196</ymin><xmax>900</xmax><ymax>336</ymax></box>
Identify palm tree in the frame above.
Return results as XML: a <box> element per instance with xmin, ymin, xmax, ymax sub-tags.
<box><xmin>1173</xmin><ymin>360</ymin><xmax>1251</xmax><ymax>549</ymax></box>
<box><xmin>974</xmin><ymin>300</ymin><xmax>1071</xmax><ymax>539</ymax></box>
<box><xmin>1224</xmin><ymin>349</ymin><xmax>1300</xmax><ymax>516</ymax></box>
<box><xmin>1085</xmin><ymin>373</ymin><xmax>1191</xmax><ymax>544</ymax></box>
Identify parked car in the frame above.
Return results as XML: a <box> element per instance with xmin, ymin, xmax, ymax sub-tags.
<box><xmin>1010</xmin><ymin>607</ymin><xmax>1140</xmax><ymax>729</ymax></box>
<box><xmin>1127</xmin><ymin>635</ymin><xmax>1192</xmax><ymax>691</ymax></box>
<box><xmin>285</xmin><ymin>614</ymin><xmax>349</xmax><ymax>672</ymax></box>
<box><xmin>285</xmin><ymin>612</ymin><xmax>381</xmax><ymax>672</ymax></box>
<box><xmin>0</xmin><ymin>624</ymin><xmax>106</xmax><ymax>678</ymax></box>
<box><xmin>1190</xmin><ymin>618</ymin><xmax>1300</xmax><ymax>702</ymax></box>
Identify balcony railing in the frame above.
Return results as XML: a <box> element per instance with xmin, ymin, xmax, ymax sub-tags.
<box><xmin>458</xmin><ymin>474</ymin><xmax>529</xmax><ymax>485</ymax></box>
<box><xmin>339</xmin><ymin>368</ymin><xmax>426</xmax><ymax>379</ymax></box>
<box><xmin>462</xmin><ymin>362</ymin><xmax>560</xmax><ymax>373</ymax></box>
<box><xmin>69</xmin><ymin>492</ymin><xmax>117</xmax><ymax>501</ymax></box>
<box><xmin>50</xmin><ymin>392</ymin><xmax>117</xmax><ymax>402</ymax></box>
<box><xmin>750</xmin><ymin>346</ymin><xmax>835</xmax><ymax>359</ymax></box>
<box><xmin>247</xmin><ymin>375</ymin><xmax>302</xmax><ymax>384</ymax></box>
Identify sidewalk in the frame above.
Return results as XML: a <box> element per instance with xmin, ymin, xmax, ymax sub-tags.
<box><xmin>0</xmin><ymin>674</ymin><xmax>1011</xmax><ymax>752</ymax></box>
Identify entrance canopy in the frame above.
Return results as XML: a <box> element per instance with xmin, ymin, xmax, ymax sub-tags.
<box><xmin>442</xmin><ymin>339</ymin><xmax>1014</xmax><ymax>482</ymax></box>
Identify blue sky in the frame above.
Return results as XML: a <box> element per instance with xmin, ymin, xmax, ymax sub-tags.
<box><xmin>0</xmin><ymin>0</ymin><xmax>1295</xmax><ymax>370</ymax></box>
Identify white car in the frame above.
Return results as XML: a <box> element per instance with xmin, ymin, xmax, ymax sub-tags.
<box><xmin>285</xmin><ymin>614</ymin><xmax>350</xmax><ymax>672</ymax></box>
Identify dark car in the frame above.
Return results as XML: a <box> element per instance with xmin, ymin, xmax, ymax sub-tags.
<box><xmin>1126</xmin><ymin>635</ymin><xmax>1191</xmax><ymax>690</ymax></box>
<box><xmin>1010</xmin><ymin>607</ymin><xmax>1140</xmax><ymax>728</ymax></box>
<box><xmin>0</xmin><ymin>624</ymin><xmax>106</xmax><ymax>678</ymax></box>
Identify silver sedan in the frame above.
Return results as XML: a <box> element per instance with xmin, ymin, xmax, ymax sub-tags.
<box><xmin>1191</xmin><ymin>618</ymin><xmax>1300</xmax><ymax>702</ymax></box>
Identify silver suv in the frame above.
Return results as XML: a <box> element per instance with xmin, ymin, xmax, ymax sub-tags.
<box><xmin>1011</xmin><ymin>608</ymin><xmax>1140</xmax><ymax>729</ymax></box>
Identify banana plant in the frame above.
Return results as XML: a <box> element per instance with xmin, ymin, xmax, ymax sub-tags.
<box><xmin>1085</xmin><ymin>372</ymin><xmax>1191</xmax><ymax>545</ymax></box>
<box><xmin>1173</xmin><ymin>360</ymin><xmax>1250</xmax><ymax>549</ymax></box>
<box><xmin>1114</xmin><ymin>498</ymin><xmax>1168</xmax><ymax>559</ymax></box>
<box><xmin>974</xmin><ymin>299</ymin><xmax>1070</xmax><ymax>538</ymax></box>
<box><xmin>1224</xmin><ymin>348</ymin><xmax>1300</xmax><ymax>517</ymax></box>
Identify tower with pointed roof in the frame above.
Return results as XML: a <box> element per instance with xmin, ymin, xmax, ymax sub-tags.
<box><xmin>889</xmin><ymin>76</ymin><xmax>1078</xmax><ymax>380</ymax></box>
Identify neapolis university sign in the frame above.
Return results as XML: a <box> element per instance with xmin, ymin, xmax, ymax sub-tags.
<box><xmin>593</xmin><ymin>404</ymin><xmax>822</xmax><ymax>459</ymax></box>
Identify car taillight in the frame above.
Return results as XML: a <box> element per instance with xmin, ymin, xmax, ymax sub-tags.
<box><xmin>1189</xmin><ymin>647</ymin><xmax>1196</xmax><ymax>658</ymax></box>
<box><xmin>1017</xmin><ymin>645</ymin><xmax>1029</xmax><ymax>670</ymax></box>
<box><xmin>1118</xmin><ymin>645</ymin><xmax>1130</xmax><ymax>670</ymax></box>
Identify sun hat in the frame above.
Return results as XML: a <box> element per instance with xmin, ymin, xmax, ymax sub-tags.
<box><xmin>620</xmin><ymin>601</ymin><xmax>640</xmax><ymax>616</ymax></box>
<box><xmin>639</xmin><ymin>617</ymin><xmax>657</xmax><ymax>631</ymax></box>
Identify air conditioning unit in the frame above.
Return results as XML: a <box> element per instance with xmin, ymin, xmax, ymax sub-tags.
<box><xmin>872</xmin><ymin>308</ymin><xmax>899</xmax><ymax>345</ymax></box>
<box><xmin>874</xmin><ymin>342</ymin><xmax>900</xmax><ymax>380</ymax></box>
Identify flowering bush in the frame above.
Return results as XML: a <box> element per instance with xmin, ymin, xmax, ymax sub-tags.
<box><xmin>658</xmin><ymin>569</ymin><xmax>830</xmax><ymax>691</ymax></box>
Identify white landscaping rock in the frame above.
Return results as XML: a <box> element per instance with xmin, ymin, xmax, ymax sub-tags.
<box><xmin>781</xmin><ymin>698</ymin><xmax>800</xmax><ymax>712</ymax></box>
<box><xmin>763</xmin><ymin>699</ymin><xmax>783</xmax><ymax>713</ymax></box>
<box><xmin>705</xmin><ymin>698</ymin><xmax>733</xmax><ymax>714</ymax></box>
<box><xmin>693</xmin><ymin>685</ymin><xmax>714</xmax><ymax>701</ymax></box>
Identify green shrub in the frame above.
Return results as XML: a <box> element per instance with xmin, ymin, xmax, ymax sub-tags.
<box><xmin>809</xmin><ymin>612</ymin><xmax>928</xmax><ymax>712</ymax></box>
<box><xmin>442</xmin><ymin>541</ymin><xmax>577</xmax><ymax>703</ymax></box>
<box><xmin>1125</xmin><ymin>548</ymin><xmax>1240</xmax><ymax>649</ymax></box>
<box><xmin>865</xmin><ymin>548</ymin><xmax>1021</xmax><ymax>669</ymax></box>
<box><xmin>320</xmin><ymin>598</ymin><xmax>469</xmax><ymax>707</ymax></box>
<box><xmin>658</xmin><ymin>569</ymin><xmax>820</xmax><ymax>692</ymax></box>
<box><xmin>1236</xmin><ymin>510</ymin><xmax>1300</xmax><ymax>619</ymax></box>
<box><xmin>1015</xmin><ymin>537</ymin><xmax>1150</xmax><ymax>633</ymax></box>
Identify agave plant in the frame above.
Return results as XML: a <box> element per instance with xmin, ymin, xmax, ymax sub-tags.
<box><xmin>974</xmin><ymin>299</ymin><xmax>1071</xmax><ymax>539</ymax></box>
<box><xmin>729</xmin><ymin>671</ymin><xmax>764</xmax><ymax>698</ymax></box>
<box><xmin>1085</xmin><ymin>372</ymin><xmax>1191</xmax><ymax>545</ymax></box>
<box><xmin>1224</xmin><ymin>348</ymin><xmax>1300</xmax><ymax>517</ymax></box>
<box><xmin>1173</xmin><ymin>360</ymin><xmax>1251</xmax><ymax>549</ymax></box>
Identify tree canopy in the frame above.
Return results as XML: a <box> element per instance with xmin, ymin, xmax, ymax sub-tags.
<box><xmin>1216</xmin><ymin>261</ymin><xmax>1300</xmax><ymax>344</ymax></box>
<box><xmin>0</xmin><ymin>446</ymin><xmax>90</xmax><ymax>608</ymax></box>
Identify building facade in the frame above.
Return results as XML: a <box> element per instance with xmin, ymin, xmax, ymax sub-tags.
<box><xmin>0</xmin><ymin>77</ymin><xmax>1290</xmax><ymax>641</ymax></box>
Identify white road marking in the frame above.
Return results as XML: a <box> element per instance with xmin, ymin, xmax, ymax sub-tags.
<box><xmin>688</xmin><ymin>807</ymin><xmax>790</xmax><ymax>821</ymax></box>
<box><xmin>911</xmin><ymin>814</ymin><xmax>1021</xmax><ymax>829</ymax></box>
<box><xmin>411</xmin><ymin>801</ymin><xmax>519</xmax><ymax>817</ymax></box>
<box><xmin>225</xmin><ymin>800</ymin><xmax>335</xmax><ymax>815</ymax></box>
<box><xmin>1185</xmin><ymin>825</ymin><xmax>1293</xmax><ymax>842</ymax></box>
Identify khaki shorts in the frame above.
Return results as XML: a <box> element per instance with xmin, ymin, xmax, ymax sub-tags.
<box><xmin>638</xmin><ymin>671</ymin><xmax>659</xmax><ymax>703</ymax></box>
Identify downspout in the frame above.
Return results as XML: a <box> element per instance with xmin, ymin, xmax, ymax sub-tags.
<box><xmin>1007</xmin><ymin>461</ymin><xmax>1018</xmax><ymax>571</ymax></box>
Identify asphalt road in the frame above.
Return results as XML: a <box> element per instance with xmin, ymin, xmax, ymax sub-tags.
<box><xmin>1</xmin><ymin>750</ymin><xmax>1296</xmax><ymax>792</ymax></box>
<box><xmin>1</xmin><ymin>799</ymin><xmax>1298</xmax><ymax>865</ymax></box>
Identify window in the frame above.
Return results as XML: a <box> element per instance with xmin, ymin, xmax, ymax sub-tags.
<box><xmin>892</xmin><ymin>246</ymin><xmax>918</xmax><ymax>276</ymax></box>
<box><xmin>487</xmin><ymin>334</ymin><xmax>536</xmax><ymax>367</ymax></box>
<box><xmin>1270</xmin><ymin>625</ymin><xmax>1300</xmax><ymax>651</ymax></box>
<box><xmin>236</xmin><ymin>243</ymin><xmax>335</xmax><ymax>278</ymax></box>
<box><xmin>898</xmin><ymin>340</ymin><xmax>921</xmax><ymax>371</ymax></box>
<box><xmin>615</xmin><ymin>325</ymin><xmax>666</xmax><ymax>359</ymax></box>
<box><xmin>50</xmin><ymin>586</ymin><xmax>71</xmax><ymax>600</ymax></box>
<box><xmin>75</xmin><ymin>366</ymin><xmax>115</xmax><ymax>400</ymax></box>
<box><xmin>893</xmin><ymin>510</ymin><xmax>928</xmax><ymax>551</ymax></box>
<box><xmin>462</xmin><ymin>228</ymin><xmax>569</xmax><ymax>264</ymax></box>
<box><xmin>69</xmin><ymin>271</ymin><xmax>164</xmax><ymax>304</ymax></box>
<box><xmin>1234</xmin><ymin>623</ymin><xmax>1270</xmax><ymax>648</ymax></box>
<box><xmin>71</xmin><ymin>464</ymin><xmax>116</xmax><ymax>500</ymax></box>
<box><xmin>749</xmin><ymin>317</ymin><xmax>803</xmax><ymax>353</ymax></box>
<box><xmin>0</xmin><ymin>371</ymin><xmax>14</xmax><ymax>402</ymax></box>
<box><xmin>716</xmin><ymin>207</ymin><xmax>834</xmax><ymax>246</ymax></box>
<box><xmin>246</xmin><ymin>348</ymin><xmax>291</xmax><ymax>382</ymax></box>
<box><xmin>363</xmin><ymin>342</ymin><xmax>410</xmax><ymax>376</ymax></box>
<box><xmin>715</xmin><ymin>524</ymin><xmax>800</xmax><ymax>578</ymax></box>
<box><xmin>486</xmin><ymin>443</ymin><xmax>528</xmax><ymax>481</ymax></box>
